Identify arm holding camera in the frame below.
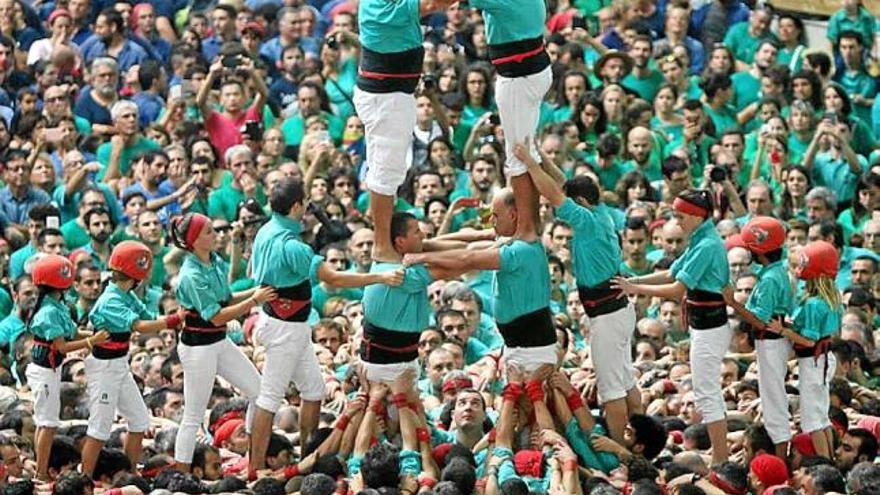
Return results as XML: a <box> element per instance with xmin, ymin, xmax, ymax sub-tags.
<box><xmin>197</xmin><ymin>61</ymin><xmax>223</xmax><ymax>119</ymax></box>
<box><xmin>463</xmin><ymin>112</ymin><xmax>496</xmax><ymax>163</ymax></box>
<box><xmin>244</xmin><ymin>57</ymin><xmax>270</xmax><ymax>114</ymax></box>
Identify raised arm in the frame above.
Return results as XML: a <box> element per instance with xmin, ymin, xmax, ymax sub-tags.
<box><xmin>197</xmin><ymin>62</ymin><xmax>222</xmax><ymax>119</ymax></box>
<box><xmin>515</xmin><ymin>142</ymin><xmax>565</xmax><ymax>208</ymax></box>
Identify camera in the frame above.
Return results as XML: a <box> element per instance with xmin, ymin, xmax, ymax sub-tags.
<box><xmin>710</xmin><ymin>164</ymin><xmax>728</xmax><ymax>183</ymax></box>
<box><xmin>222</xmin><ymin>55</ymin><xmax>240</xmax><ymax>69</ymax></box>
<box><xmin>242</xmin><ymin>121</ymin><xmax>263</xmax><ymax>141</ymax></box>
<box><xmin>325</xmin><ymin>35</ymin><xmax>339</xmax><ymax>50</ymax></box>
<box><xmin>422</xmin><ymin>73</ymin><xmax>437</xmax><ymax>91</ymax></box>
<box><xmin>488</xmin><ymin>114</ymin><xmax>501</xmax><ymax>126</ymax></box>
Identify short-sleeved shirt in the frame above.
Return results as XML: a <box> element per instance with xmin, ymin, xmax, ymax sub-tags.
<box><xmin>556</xmin><ymin>198</ymin><xmax>621</xmax><ymax>288</ymax></box>
<box><xmin>812</xmin><ymin>151</ymin><xmax>865</xmax><ymax>204</ymax></box>
<box><xmin>0</xmin><ymin>187</ymin><xmax>51</xmax><ymax>226</ymax></box>
<box><xmin>745</xmin><ymin>260</ymin><xmax>792</xmax><ymax>323</ymax></box>
<box><xmin>494</xmin><ymin>240</ymin><xmax>551</xmax><ymax>324</ymax></box>
<box><xmin>96</xmin><ymin>136</ymin><xmax>162</xmax><ymax>180</ymax></box>
<box><xmin>176</xmin><ymin>253</ymin><xmax>232</xmax><ymax>322</ymax></box>
<box><xmin>827</xmin><ymin>7</ymin><xmax>876</xmax><ymax>46</ymax></box>
<box><xmin>622</xmin><ymin>69</ymin><xmax>665</xmax><ymax>102</ymax></box>
<box><xmin>30</xmin><ymin>296</ymin><xmax>76</xmax><ymax>342</ymax></box>
<box><xmin>470</xmin><ymin>0</ymin><xmax>545</xmax><ymax>45</ymax></box>
<box><xmin>358</xmin><ymin>0</ymin><xmax>422</xmax><ymax>53</ymax></box>
<box><xmin>792</xmin><ymin>296</ymin><xmax>842</xmax><ymax>342</ymax></box>
<box><xmin>205</xmin><ymin>106</ymin><xmax>262</xmax><ymax>166</ymax></box>
<box><xmin>731</xmin><ymin>71</ymin><xmax>761</xmax><ymax>112</ymax></box>
<box><xmin>671</xmin><ymin>219</ymin><xmax>730</xmax><ymax>293</ymax></box>
<box><xmin>251</xmin><ymin>214</ymin><xmax>317</xmax><ymax>288</ymax></box>
<box><xmin>207</xmin><ymin>184</ymin><xmax>267</xmax><ymax>222</ymax></box>
<box><xmin>364</xmin><ymin>263</ymin><xmax>433</xmax><ymax>332</ymax></box>
<box><xmin>723</xmin><ymin>22</ymin><xmax>776</xmax><ymax>64</ymax></box>
<box><xmin>9</xmin><ymin>244</ymin><xmax>36</xmax><ymax>280</ymax></box>
<box><xmin>89</xmin><ymin>282</ymin><xmax>154</xmax><ymax>334</ymax></box>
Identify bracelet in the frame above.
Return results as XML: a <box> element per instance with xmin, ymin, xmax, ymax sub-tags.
<box><xmin>391</xmin><ymin>393</ymin><xmax>409</xmax><ymax>410</ymax></box>
<box><xmin>525</xmin><ymin>380</ymin><xmax>545</xmax><ymax>403</ymax></box>
<box><xmin>416</xmin><ymin>428</ymin><xmax>430</xmax><ymax>443</ymax></box>
<box><xmin>565</xmin><ymin>391</ymin><xmax>584</xmax><ymax>411</ymax></box>
<box><xmin>369</xmin><ymin>400</ymin><xmax>385</xmax><ymax>416</ymax></box>
<box><xmin>335</xmin><ymin>414</ymin><xmax>350</xmax><ymax>431</ymax></box>
<box><xmin>283</xmin><ymin>464</ymin><xmax>300</xmax><ymax>479</ymax></box>
<box><xmin>502</xmin><ymin>382</ymin><xmax>523</xmax><ymax>402</ymax></box>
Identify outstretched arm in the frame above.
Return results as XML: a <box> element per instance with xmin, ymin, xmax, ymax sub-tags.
<box><xmin>318</xmin><ymin>263</ymin><xmax>404</xmax><ymax>288</ymax></box>
<box><xmin>404</xmin><ymin>246</ymin><xmax>500</xmax><ymax>276</ymax></box>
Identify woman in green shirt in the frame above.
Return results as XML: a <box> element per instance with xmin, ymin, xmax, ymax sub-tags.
<box><xmin>651</xmin><ymin>84</ymin><xmax>684</xmax><ymax>143</ymax></box>
<box><xmin>459</xmin><ymin>64</ymin><xmax>496</xmax><ymax>130</ymax></box>
<box><xmin>838</xmin><ymin>174</ymin><xmax>880</xmax><ymax>244</ymax></box>
<box><xmin>573</xmin><ymin>93</ymin><xmax>607</xmax><ymax>153</ymax></box>
<box><xmin>776</xmin><ymin>14</ymin><xmax>806</xmax><ymax>73</ymax></box>
<box><xmin>775</xmin><ymin>165</ymin><xmax>811</xmax><ymax>221</ymax></box>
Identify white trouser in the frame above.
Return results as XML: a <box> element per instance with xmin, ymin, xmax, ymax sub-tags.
<box><xmin>85</xmin><ymin>356</ymin><xmax>151</xmax><ymax>441</ymax></box>
<box><xmin>254</xmin><ymin>313</ymin><xmax>325</xmax><ymax>413</ymax></box>
<box><xmin>495</xmin><ymin>66</ymin><xmax>552</xmax><ymax>177</ymax></box>
<box><xmin>174</xmin><ymin>339</ymin><xmax>261</xmax><ymax>464</ymax></box>
<box><xmin>590</xmin><ymin>304</ymin><xmax>637</xmax><ymax>404</ymax></box>
<box><xmin>690</xmin><ymin>324</ymin><xmax>733</xmax><ymax>424</ymax></box>
<box><xmin>799</xmin><ymin>352</ymin><xmax>836</xmax><ymax>434</ymax></box>
<box><xmin>756</xmin><ymin>338</ymin><xmax>793</xmax><ymax>444</ymax></box>
<box><xmin>26</xmin><ymin>363</ymin><xmax>61</xmax><ymax>428</ymax></box>
<box><xmin>354</xmin><ymin>88</ymin><xmax>416</xmax><ymax>196</ymax></box>
<box><xmin>504</xmin><ymin>343</ymin><xmax>558</xmax><ymax>373</ymax></box>
<box><xmin>363</xmin><ymin>359</ymin><xmax>421</xmax><ymax>385</ymax></box>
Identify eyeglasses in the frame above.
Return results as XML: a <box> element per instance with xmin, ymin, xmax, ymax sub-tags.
<box><xmin>214</xmin><ymin>225</ymin><xmax>232</xmax><ymax>233</ymax></box>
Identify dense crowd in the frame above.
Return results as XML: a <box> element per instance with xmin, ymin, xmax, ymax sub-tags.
<box><xmin>0</xmin><ymin>0</ymin><xmax>879</xmax><ymax>494</ymax></box>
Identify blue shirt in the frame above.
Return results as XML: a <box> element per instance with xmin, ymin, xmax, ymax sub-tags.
<box><xmin>258</xmin><ymin>36</ymin><xmax>319</xmax><ymax>63</ymax></box>
<box><xmin>74</xmin><ymin>88</ymin><xmax>113</xmax><ymax>127</ymax></box>
<box><xmin>363</xmin><ymin>263</ymin><xmax>433</xmax><ymax>333</ymax></box>
<box><xmin>671</xmin><ymin>219</ymin><xmax>730</xmax><ymax>293</ymax></box>
<box><xmin>83</xmin><ymin>39</ymin><xmax>149</xmax><ymax>72</ymax></box>
<box><xmin>89</xmin><ymin>282</ymin><xmax>154</xmax><ymax>334</ymax></box>
<box><xmin>0</xmin><ymin>187</ymin><xmax>51</xmax><ymax>225</ymax></box>
<box><xmin>132</xmin><ymin>92</ymin><xmax>165</xmax><ymax>129</ymax></box>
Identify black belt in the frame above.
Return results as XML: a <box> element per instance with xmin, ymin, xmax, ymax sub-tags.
<box><xmin>488</xmin><ymin>36</ymin><xmax>550</xmax><ymax>78</ymax></box>
<box><xmin>360</xmin><ymin>320</ymin><xmax>420</xmax><ymax>364</ymax></box>
<box><xmin>684</xmin><ymin>289</ymin><xmax>727</xmax><ymax>330</ymax></box>
<box><xmin>497</xmin><ymin>306</ymin><xmax>556</xmax><ymax>348</ymax></box>
<box><xmin>92</xmin><ymin>332</ymin><xmax>131</xmax><ymax>359</ymax></box>
<box><xmin>578</xmin><ymin>279</ymin><xmax>628</xmax><ymax>318</ymax></box>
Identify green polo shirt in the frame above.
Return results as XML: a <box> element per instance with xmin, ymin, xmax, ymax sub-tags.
<box><xmin>30</xmin><ymin>296</ymin><xmax>75</xmax><ymax>341</ymax></box>
<box><xmin>207</xmin><ymin>184</ymin><xmax>267</xmax><ymax>222</ymax></box>
<box><xmin>792</xmin><ymin>297</ymin><xmax>842</xmax><ymax>342</ymax></box>
<box><xmin>723</xmin><ymin>22</ymin><xmax>776</xmax><ymax>64</ymax></box>
<box><xmin>827</xmin><ymin>7</ymin><xmax>876</xmax><ymax>47</ymax></box>
<box><xmin>812</xmin><ymin>151</ymin><xmax>866</xmax><ymax>204</ymax></box>
<box><xmin>176</xmin><ymin>253</ymin><xmax>232</xmax><ymax>322</ymax></box>
<box><xmin>89</xmin><ymin>282</ymin><xmax>154</xmax><ymax>334</ymax></box>
<box><xmin>594</xmin><ymin>160</ymin><xmax>636</xmax><ymax>191</ymax></box>
<box><xmin>364</xmin><ymin>263</ymin><xmax>433</xmax><ymax>333</ymax></box>
<box><xmin>60</xmin><ymin>220</ymin><xmax>90</xmax><ymax>250</ymax></box>
<box><xmin>280</xmin><ymin>112</ymin><xmax>345</xmax><ymax>147</ymax></box>
<box><xmin>149</xmin><ymin>246</ymin><xmax>171</xmax><ymax>288</ymax></box>
<box><xmin>745</xmin><ymin>260</ymin><xmax>793</xmax><ymax>323</ymax></box>
<box><xmin>251</xmin><ymin>214</ymin><xmax>318</xmax><ymax>288</ymax></box>
<box><xmin>494</xmin><ymin>240</ymin><xmax>550</xmax><ymax>324</ymax></box>
<box><xmin>96</xmin><ymin>136</ymin><xmax>161</xmax><ymax>180</ymax></box>
<box><xmin>556</xmin><ymin>198</ymin><xmax>621</xmax><ymax>288</ymax></box>
<box><xmin>731</xmin><ymin>71</ymin><xmax>761</xmax><ymax>112</ymax></box>
<box><xmin>623</xmin><ymin>69</ymin><xmax>665</xmax><ymax>102</ymax></box>
<box><xmin>670</xmin><ymin>219</ymin><xmax>729</xmax><ymax>293</ymax></box>
<box><xmin>836</xmin><ymin>70</ymin><xmax>877</xmax><ymax>125</ymax></box>
<box><xmin>705</xmin><ymin>103</ymin><xmax>739</xmax><ymax>135</ymax></box>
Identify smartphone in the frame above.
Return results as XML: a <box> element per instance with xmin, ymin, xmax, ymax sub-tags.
<box><xmin>459</xmin><ymin>198</ymin><xmax>480</xmax><ymax>208</ymax></box>
<box><xmin>317</xmin><ymin>130</ymin><xmax>332</xmax><ymax>144</ymax></box>
<box><xmin>46</xmin><ymin>216</ymin><xmax>60</xmax><ymax>229</ymax></box>
<box><xmin>572</xmin><ymin>16</ymin><xmax>586</xmax><ymax>29</ymax></box>
<box><xmin>43</xmin><ymin>127</ymin><xmax>64</xmax><ymax>144</ymax></box>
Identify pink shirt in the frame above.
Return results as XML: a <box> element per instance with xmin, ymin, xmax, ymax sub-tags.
<box><xmin>205</xmin><ymin>105</ymin><xmax>261</xmax><ymax>166</ymax></box>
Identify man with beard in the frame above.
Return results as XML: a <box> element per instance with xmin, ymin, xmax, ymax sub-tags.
<box><xmin>620</xmin><ymin>217</ymin><xmax>652</xmax><ymax>277</ymax></box>
<box><xmin>96</xmin><ymin>100</ymin><xmax>161</xmax><ymax>183</ymax></box>
<box><xmin>594</xmin><ymin>51</ymin><xmax>633</xmax><ymax>89</ymax></box>
<box><xmin>623</xmin><ymin>35</ymin><xmax>664</xmax><ymax>101</ymax></box>
<box><xmin>448</xmin><ymin>155</ymin><xmax>500</xmax><ymax>226</ymax></box>
<box><xmin>621</xmin><ymin>127</ymin><xmax>660</xmax><ymax>182</ymax></box>
<box><xmin>83</xmin><ymin>8</ymin><xmax>148</xmax><ymax>72</ymax></box>
<box><xmin>0</xmin><ymin>276</ymin><xmax>38</xmax><ymax>367</ymax></box>
<box><xmin>72</xmin><ymin>263</ymin><xmax>101</xmax><ymax>323</ymax></box>
<box><xmin>732</xmin><ymin>40</ymin><xmax>778</xmax><ymax>113</ymax></box>
<box><xmin>268</xmin><ymin>45</ymin><xmax>303</xmax><ymax>111</ymax></box>
<box><xmin>60</xmin><ymin>187</ymin><xmax>108</xmax><ymax>250</ymax></box>
<box><xmin>81</xmin><ymin>207</ymin><xmax>115</xmax><ymax>271</ymax></box>
<box><xmin>123</xmin><ymin>151</ymin><xmax>193</xmax><ymax>226</ymax></box>
<box><xmin>135</xmin><ymin>210</ymin><xmax>170</xmax><ymax>288</ymax></box>
<box><xmin>835</xmin><ymin>429</ymin><xmax>879</xmax><ymax>474</ymax></box>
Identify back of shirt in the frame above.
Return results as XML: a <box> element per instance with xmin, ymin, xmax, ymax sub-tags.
<box><xmin>363</xmin><ymin>263</ymin><xmax>433</xmax><ymax>333</ymax></box>
<box><xmin>358</xmin><ymin>0</ymin><xmax>422</xmax><ymax>54</ymax></box>
<box><xmin>493</xmin><ymin>240</ymin><xmax>551</xmax><ymax>324</ymax></box>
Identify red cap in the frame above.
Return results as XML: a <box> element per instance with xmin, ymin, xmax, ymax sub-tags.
<box><xmin>741</xmin><ymin>217</ymin><xmax>785</xmax><ymax>255</ymax></box>
<box><xmin>725</xmin><ymin>233</ymin><xmax>747</xmax><ymax>251</ymax></box>
<box><xmin>749</xmin><ymin>454</ymin><xmax>789</xmax><ymax>488</ymax></box>
<box><xmin>213</xmin><ymin>418</ymin><xmax>244</xmax><ymax>448</ymax></box>
<box><xmin>795</xmin><ymin>241</ymin><xmax>839</xmax><ymax>280</ymax></box>
<box><xmin>109</xmin><ymin>241</ymin><xmax>153</xmax><ymax>281</ymax></box>
<box><xmin>48</xmin><ymin>9</ymin><xmax>71</xmax><ymax>25</ymax></box>
<box><xmin>32</xmin><ymin>255</ymin><xmax>75</xmax><ymax>290</ymax></box>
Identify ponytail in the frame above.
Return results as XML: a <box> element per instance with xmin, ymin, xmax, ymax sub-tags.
<box><xmin>805</xmin><ymin>277</ymin><xmax>842</xmax><ymax>309</ymax></box>
<box><xmin>25</xmin><ymin>286</ymin><xmax>52</xmax><ymax>329</ymax></box>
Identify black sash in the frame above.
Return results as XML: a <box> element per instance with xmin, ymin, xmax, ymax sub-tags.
<box><xmin>577</xmin><ymin>279</ymin><xmax>628</xmax><ymax>318</ymax></box>
<box><xmin>488</xmin><ymin>36</ymin><xmax>550</xmax><ymax>78</ymax></box>
<box><xmin>356</xmin><ymin>46</ymin><xmax>424</xmax><ymax>94</ymax></box>
<box><xmin>263</xmin><ymin>280</ymin><xmax>312</xmax><ymax>322</ymax></box>
<box><xmin>685</xmin><ymin>289</ymin><xmax>727</xmax><ymax>330</ymax></box>
<box><xmin>360</xmin><ymin>320</ymin><xmax>420</xmax><ymax>364</ymax></box>
<box><xmin>497</xmin><ymin>307</ymin><xmax>556</xmax><ymax>348</ymax></box>
<box><xmin>92</xmin><ymin>331</ymin><xmax>131</xmax><ymax>359</ymax></box>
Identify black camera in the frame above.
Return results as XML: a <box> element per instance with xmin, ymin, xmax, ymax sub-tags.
<box><xmin>242</xmin><ymin>121</ymin><xmax>263</xmax><ymax>141</ymax></box>
<box><xmin>325</xmin><ymin>35</ymin><xmax>339</xmax><ymax>50</ymax></box>
<box><xmin>221</xmin><ymin>55</ymin><xmax>240</xmax><ymax>68</ymax></box>
<box><xmin>488</xmin><ymin>114</ymin><xmax>501</xmax><ymax>126</ymax></box>
<box><xmin>422</xmin><ymin>73</ymin><xmax>437</xmax><ymax>90</ymax></box>
<box><xmin>710</xmin><ymin>165</ymin><xmax>728</xmax><ymax>182</ymax></box>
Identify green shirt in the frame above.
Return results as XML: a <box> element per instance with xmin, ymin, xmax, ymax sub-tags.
<box><xmin>250</xmin><ymin>214</ymin><xmax>317</xmax><ymax>288</ymax></box>
<box><xmin>96</xmin><ymin>136</ymin><xmax>161</xmax><ymax>180</ymax></box>
<box><xmin>89</xmin><ymin>282</ymin><xmax>154</xmax><ymax>334</ymax></box>
<box><xmin>470</xmin><ymin>0</ymin><xmax>545</xmax><ymax>45</ymax></box>
<box><xmin>670</xmin><ymin>219</ymin><xmax>730</xmax><ymax>293</ymax></box>
<box><xmin>556</xmin><ymin>198</ymin><xmax>621</xmax><ymax>288</ymax></box>
<box><xmin>827</xmin><ymin>7</ymin><xmax>876</xmax><ymax>47</ymax></box>
<box><xmin>150</xmin><ymin>246</ymin><xmax>171</xmax><ymax>288</ymax></box>
<box><xmin>30</xmin><ymin>296</ymin><xmax>75</xmax><ymax>341</ymax></box>
<box><xmin>493</xmin><ymin>240</ymin><xmax>550</xmax><ymax>324</ymax></box>
<box><xmin>723</xmin><ymin>22</ymin><xmax>776</xmax><ymax>65</ymax></box>
<box><xmin>836</xmin><ymin>70</ymin><xmax>877</xmax><ymax>125</ymax></box>
<box><xmin>623</xmin><ymin>69</ymin><xmax>665</xmax><ymax>102</ymax></box>
<box><xmin>705</xmin><ymin>103</ymin><xmax>739</xmax><ymax>135</ymax></box>
<box><xmin>363</xmin><ymin>263</ymin><xmax>433</xmax><ymax>333</ymax></box>
<box><xmin>9</xmin><ymin>244</ymin><xmax>36</xmax><ymax>280</ymax></box>
<box><xmin>838</xmin><ymin>208</ymin><xmax>870</xmax><ymax>245</ymax></box>
<box><xmin>731</xmin><ymin>71</ymin><xmax>761</xmax><ymax>112</ymax></box>
<box><xmin>176</xmin><ymin>252</ymin><xmax>232</xmax><ymax>322</ymax></box>
<box><xmin>280</xmin><ymin>111</ymin><xmax>345</xmax><ymax>147</ymax></box>
<box><xmin>60</xmin><ymin>220</ymin><xmax>90</xmax><ymax>250</ymax></box>
<box><xmin>207</xmin><ymin>184</ymin><xmax>267</xmax><ymax>222</ymax></box>
<box><xmin>792</xmin><ymin>296</ymin><xmax>842</xmax><ymax>342</ymax></box>
<box><xmin>593</xmin><ymin>160</ymin><xmax>635</xmax><ymax>191</ymax></box>
<box><xmin>745</xmin><ymin>260</ymin><xmax>793</xmax><ymax>323</ymax></box>
<box><xmin>812</xmin><ymin>151</ymin><xmax>866</xmax><ymax>204</ymax></box>
<box><xmin>358</xmin><ymin>0</ymin><xmax>422</xmax><ymax>54</ymax></box>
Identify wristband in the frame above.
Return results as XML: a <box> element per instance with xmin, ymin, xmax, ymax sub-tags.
<box><xmin>391</xmin><ymin>393</ymin><xmax>409</xmax><ymax>410</ymax></box>
<box><xmin>566</xmin><ymin>391</ymin><xmax>584</xmax><ymax>411</ymax></box>
<box><xmin>416</xmin><ymin>428</ymin><xmax>430</xmax><ymax>443</ymax></box>
<box><xmin>563</xmin><ymin>459</ymin><xmax>578</xmax><ymax>472</ymax></box>
<box><xmin>419</xmin><ymin>477</ymin><xmax>437</xmax><ymax>488</ymax></box>
<box><xmin>502</xmin><ymin>382</ymin><xmax>523</xmax><ymax>402</ymax></box>
<box><xmin>335</xmin><ymin>414</ymin><xmax>350</xmax><ymax>431</ymax></box>
<box><xmin>165</xmin><ymin>313</ymin><xmax>182</xmax><ymax>329</ymax></box>
<box><xmin>86</xmin><ymin>337</ymin><xmax>93</xmax><ymax>350</ymax></box>
<box><xmin>106</xmin><ymin>490</ymin><xmax>122</xmax><ymax>495</ymax></box>
<box><xmin>525</xmin><ymin>380</ymin><xmax>545</xmax><ymax>403</ymax></box>
<box><xmin>369</xmin><ymin>400</ymin><xmax>385</xmax><ymax>416</ymax></box>
<box><xmin>488</xmin><ymin>428</ymin><xmax>497</xmax><ymax>443</ymax></box>
<box><xmin>283</xmin><ymin>464</ymin><xmax>300</xmax><ymax>479</ymax></box>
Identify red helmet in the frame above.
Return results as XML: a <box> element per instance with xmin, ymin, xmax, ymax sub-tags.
<box><xmin>741</xmin><ymin>216</ymin><xmax>786</xmax><ymax>255</ymax></box>
<box><xmin>109</xmin><ymin>241</ymin><xmax>153</xmax><ymax>281</ymax></box>
<box><xmin>724</xmin><ymin>233</ymin><xmax>746</xmax><ymax>251</ymax></box>
<box><xmin>32</xmin><ymin>254</ymin><xmax>75</xmax><ymax>289</ymax></box>
<box><xmin>796</xmin><ymin>241</ymin><xmax>839</xmax><ymax>280</ymax></box>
